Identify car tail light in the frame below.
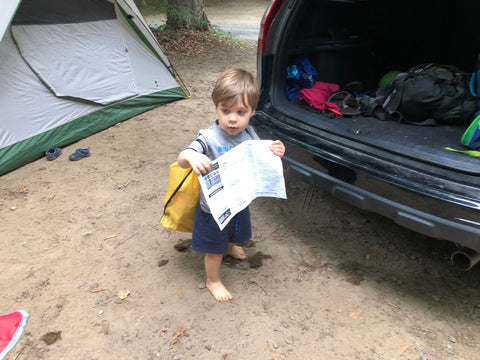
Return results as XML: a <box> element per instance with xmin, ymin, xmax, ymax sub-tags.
<box><xmin>257</xmin><ymin>0</ymin><xmax>287</xmax><ymax>55</ymax></box>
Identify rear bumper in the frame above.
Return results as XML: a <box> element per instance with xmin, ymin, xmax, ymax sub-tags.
<box><xmin>252</xmin><ymin>111</ymin><xmax>480</xmax><ymax>253</ymax></box>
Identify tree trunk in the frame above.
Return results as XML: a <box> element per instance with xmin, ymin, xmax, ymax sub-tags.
<box><xmin>167</xmin><ymin>0</ymin><xmax>211</xmax><ymax>31</ymax></box>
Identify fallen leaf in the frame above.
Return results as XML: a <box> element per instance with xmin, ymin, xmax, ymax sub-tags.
<box><xmin>267</xmin><ymin>348</ymin><xmax>280</xmax><ymax>357</ymax></box>
<box><xmin>398</xmin><ymin>343</ymin><xmax>414</xmax><ymax>353</ymax></box>
<box><xmin>118</xmin><ymin>289</ymin><xmax>130</xmax><ymax>299</ymax></box>
<box><xmin>349</xmin><ymin>310</ymin><xmax>363</xmax><ymax>319</ymax></box>
<box><xmin>174</xmin><ymin>286</ymin><xmax>184</xmax><ymax>299</ymax></box>
<box><xmin>40</xmin><ymin>331</ymin><xmax>62</xmax><ymax>345</ymax></box>
<box><xmin>101</xmin><ymin>320</ymin><xmax>110</xmax><ymax>335</ymax></box>
<box><xmin>88</xmin><ymin>288</ymin><xmax>105</xmax><ymax>293</ymax></box>
<box><xmin>174</xmin><ymin>239</ymin><xmax>191</xmax><ymax>252</ymax></box>
<box><xmin>171</xmin><ymin>326</ymin><xmax>186</xmax><ymax>344</ymax></box>
<box><xmin>158</xmin><ymin>259</ymin><xmax>169</xmax><ymax>267</ymax></box>
<box><xmin>387</xmin><ymin>302</ymin><xmax>400</xmax><ymax>309</ymax></box>
<box><xmin>119</xmin><ymin>271</ymin><xmax>134</xmax><ymax>277</ymax></box>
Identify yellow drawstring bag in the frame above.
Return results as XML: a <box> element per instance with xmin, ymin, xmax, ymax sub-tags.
<box><xmin>160</xmin><ymin>162</ymin><xmax>201</xmax><ymax>232</ymax></box>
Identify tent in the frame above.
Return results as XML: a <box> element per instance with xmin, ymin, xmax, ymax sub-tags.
<box><xmin>0</xmin><ymin>0</ymin><xmax>188</xmax><ymax>175</ymax></box>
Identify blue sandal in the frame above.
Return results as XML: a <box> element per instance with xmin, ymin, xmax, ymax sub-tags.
<box><xmin>69</xmin><ymin>148</ymin><xmax>90</xmax><ymax>161</ymax></box>
<box><xmin>45</xmin><ymin>147</ymin><xmax>61</xmax><ymax>161</ymax></box>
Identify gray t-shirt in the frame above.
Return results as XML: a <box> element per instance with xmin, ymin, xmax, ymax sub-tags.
<box><xmin>187</xmin><ymin>121</ymin><xmax>260</xmax><ymax>213</ymax></box>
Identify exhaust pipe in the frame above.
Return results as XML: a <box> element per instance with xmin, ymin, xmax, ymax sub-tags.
<box><xmin>450</xmin><ymin>247</ymin><xmax>480</xmax><ymax>271</ymax></box>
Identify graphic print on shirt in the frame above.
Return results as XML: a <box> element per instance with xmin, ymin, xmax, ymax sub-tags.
<box><xmin>217</xmin><ymin>145</ymin><xmax>236</xmax><ymax>154</ymax></box>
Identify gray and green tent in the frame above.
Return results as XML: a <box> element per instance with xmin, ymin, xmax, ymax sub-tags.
<box><xmin>0</xmin><ymin>0</ymin><xmax>188</xmax><ymax>175</ymax></box>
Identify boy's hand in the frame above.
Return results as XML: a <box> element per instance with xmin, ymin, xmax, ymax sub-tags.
<box><xmin>190</xmin><ymin>152</ymin><xmax>212</xmax><ymax>175</ymax></box>
<box><xmin>178</xmin><ymin>149</ymin><xmax>212</xmax><ymax>175</ymax></box>
<box><xmin>270</xmin><ymin>140</ymin><xmax>285</xmax><ymax>158</ymax></box>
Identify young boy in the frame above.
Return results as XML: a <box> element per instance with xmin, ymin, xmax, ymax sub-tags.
<box><xmin>177</xmin><ymin>68</ymin><xmax>285</xmax><ymax>302</ymax></box>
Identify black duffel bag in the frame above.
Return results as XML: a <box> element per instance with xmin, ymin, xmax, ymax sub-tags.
<box><xmin>364</xmin><ymin>64</ymin><xmax>479</xmax><ymax>125</ymax></box>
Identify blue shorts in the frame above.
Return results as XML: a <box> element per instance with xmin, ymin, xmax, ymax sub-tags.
<box><xmin>192</xmin><ymin>205</ymin><xmax>252</xmax><ymax>255</ymax></box>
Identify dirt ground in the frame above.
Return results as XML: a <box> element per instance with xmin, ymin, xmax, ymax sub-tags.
<box><xmin>1</xmin><ymin>1</ymin><xmax>480</xmax><ymax>359</ymax></box>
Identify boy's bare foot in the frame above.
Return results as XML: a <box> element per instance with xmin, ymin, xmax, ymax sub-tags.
<box><xmin>206</xmin><ymin>280</ymin><xmax>233</xmax><ymax>302</ymax></box>
<box><xmin>227</xmin><ymin>244</ymin><xmax>246</xmax><ymax>260</ymax></box>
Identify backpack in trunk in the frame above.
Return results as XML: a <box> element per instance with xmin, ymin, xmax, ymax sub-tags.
<box><xmin>363</xmin><ymin>64</ymin><xmax>479</xmax><ymax>125</ymax></box>
<box><xmin>470</xmin><ymin>52</ymin><xmax>480</xmax><ymax>117</ymax></box>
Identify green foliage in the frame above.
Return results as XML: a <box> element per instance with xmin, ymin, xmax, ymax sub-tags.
<box><xmin>135</xmin><ymin>0</ymin><xmax>168</xmax><ymax>16</ymax></box>
<box><xmin>155</xmin><ymin>23</ymin><xmax>171</xmax><ymax>31</ymax></box>
<box><xmin>167</xmin><ymin>4</ymin><xmax>210</xmax><ymax>31</ymax></box>
<box><xmin>167</xmin><ymin>5</ymin><xmax>195</xmax><ymax>19</ymax></box>
<box><xmin>210</xmin><ymin>25</ymin><xmax>247</xmax><ymax>47</ymax></box>
<box><xmin>210</xmin><ymin>24</ymin><xmax>232</xmax><ymax>38</ymax></box>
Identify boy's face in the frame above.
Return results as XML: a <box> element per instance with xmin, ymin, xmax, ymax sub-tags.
<box><xmin>216</xmin><ymin>98</ymin><xmax>255</xmax><ymax>136</ymax></box>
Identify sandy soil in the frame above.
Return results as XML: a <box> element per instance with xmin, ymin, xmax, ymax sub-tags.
<box><xmin>1</xmin><ymin>1</ymin><xmax>480</xmax><ymax>359</ymax></box>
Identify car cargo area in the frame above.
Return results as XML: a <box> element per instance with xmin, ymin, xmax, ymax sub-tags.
<box><xmin>269</xmin><ymin>0</ymin><xmax>480</xmax><ymax>176</ymax></box>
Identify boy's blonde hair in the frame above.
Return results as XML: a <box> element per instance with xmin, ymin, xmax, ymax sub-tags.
<box><xmin>211</xmin><ymin>68</ymin><xmax>260</xmax><ymax>110</ymax></box>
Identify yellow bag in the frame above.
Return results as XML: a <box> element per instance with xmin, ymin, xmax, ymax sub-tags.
<box><xmin>160</xmin><ymin>162</ymin><xmax>201</xmax><ymax>232</ymax></box>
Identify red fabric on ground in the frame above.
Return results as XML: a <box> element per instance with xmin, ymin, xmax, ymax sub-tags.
<box><xmin>0</xmin><ymin>311</ymin><xmax>27</xmax><ymax>356</ymax></box>
<box><xmin>0</xmin><ymin>312</ymin><xmax>23</xmax><ymax>350</ymax></box>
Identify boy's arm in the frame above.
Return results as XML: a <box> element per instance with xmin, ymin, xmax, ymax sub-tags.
<box><xmin>270</xmin><ymin>140</ymin><xmax>285</xmax><ymax>158</ymax></box>
<box><xmin>177</xmin><ymin>148</ymin><xmax>212</xmax><ymax>175</ymax></box>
